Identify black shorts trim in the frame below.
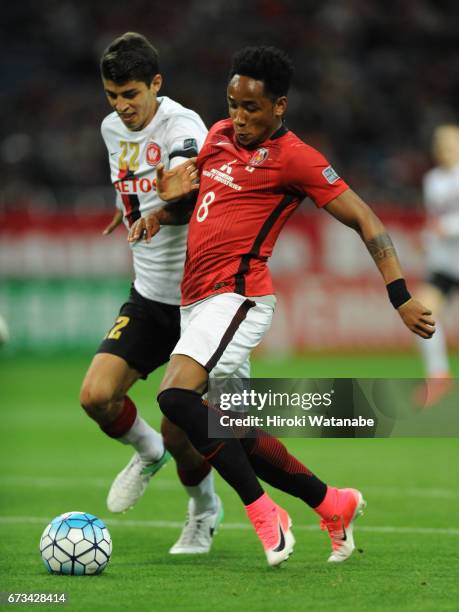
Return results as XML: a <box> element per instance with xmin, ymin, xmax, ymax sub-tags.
<box><xmin>205</xmin><ymin>299</ymin><xmax>255</xmax><ymax>372</ymax></box>
<box><xmin>96</xmin><ymin>286</ymin><xmax>180</xmax><ymax>378</ymax></box>
<box><xmin>427</xmin><ymin>271</ymin><xmax>459</xmax><ymax>296</ymax></box>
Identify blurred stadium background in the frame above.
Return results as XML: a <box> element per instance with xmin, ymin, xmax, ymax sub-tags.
<box><xmin>1</xmin><ymin>0</ymin><xmax>459</xmax><ymax>357</ymax></box>
<box><xmin>1</xmin><ymin>4</ymin><xmax>459</xmax><ymax>610</ymax></box>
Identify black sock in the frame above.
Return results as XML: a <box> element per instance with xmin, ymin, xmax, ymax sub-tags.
<box><xmin>157</xmin><ymin>388</ymin><xmax>264</xmax><ymax>505</ymax></box>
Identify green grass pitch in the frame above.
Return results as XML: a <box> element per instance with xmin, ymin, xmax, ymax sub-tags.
<box><xmin>1</xmin><ymin>352</ymin><xmax>458</xmax><ymax>611</ymax></box>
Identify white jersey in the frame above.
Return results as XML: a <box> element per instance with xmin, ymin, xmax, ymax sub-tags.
<box><xmin>101</xmin><ymin>96</ymin><xmax>207</xmax><ymax>304</ymax></box>
<box><xmin>423</xmin><ymin>162</ymin><xmax>459</xmax><ymax>280</ymax></box>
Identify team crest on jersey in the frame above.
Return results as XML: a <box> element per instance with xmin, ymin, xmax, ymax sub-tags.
<box><xmin>248</xmin><ymin>147</ymin><xmax>269</xmax><ymax>166</ymax></box>
<box><xmin>322</xmin><ymin>165</ymin><xmax>340</xmax><ymax>184</ymax></box>
<box><xmin>146</xmin><ymin>142</ymin><xmax>161</xmax><ymax>166</ymax></box>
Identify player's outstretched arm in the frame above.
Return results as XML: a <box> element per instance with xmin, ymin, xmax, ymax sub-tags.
<box><xmin>156</xmin><ymin>158</ymin><xmax>200</xmax><ymax>201</ymax></box>
<box><xmin>128</xmin><ymin>198</ymin><xmax>196</xmax><ymax>243</ymax></box>
<box><xmin>128</xmin><ymin>213</ymin><xmax>161</xmax><ymax>243</ymax></box>
<box><xmin>396</xmin><ymin>299</ymin><xmax>436</xmax><ymax>338</ymax></box>
<box><xmin>324</xmin><ymin>189</ymin><xmax>435</xmax><ymax>339</ymax></box>
<box><xmin>102</xmin><ymin>209</ymin><xmax>123</xmax><ymax>235</ymax></box>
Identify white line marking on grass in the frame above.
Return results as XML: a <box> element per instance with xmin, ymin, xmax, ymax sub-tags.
<box><xmin>0</xmin><ymin>516</ymin><xmax>458</xmax><ymax>536</ymax></box>
<box><xmin>1</xmin><ymin>477</ymin><xmax>458</xmax><ymax>499</ymax></box>
<box><xmin>0</xmin><ymin>475</ymin><xmax>179</xmax><ymax>491</ymax></box>
<box><xmin>363</xmin><ymin>486</ymin><xmax>459</xmax><ymax>499</ymax></box>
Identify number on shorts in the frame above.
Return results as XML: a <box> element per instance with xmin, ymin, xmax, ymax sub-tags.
<box><xmin>106</xmin><ymin>316</ymin><xmax>130</xmax><ymax>340</ymax></box>
<box><xmin>196</xmin><ymin>191</ymin><xmax>216</xmax><ymax>222</ymax></box>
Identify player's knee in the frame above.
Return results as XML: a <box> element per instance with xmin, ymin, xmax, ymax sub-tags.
<box><xmin>79</xmin><ymin>380</ymin><xmax>117</xmax><ymax>420</ymax></box>
<box><xmin>157</xmin><ymin>387</ymin><xmax>200</xmax><ymax>426</ymax></box>
<box><xmin>157</xmin><ymin>388</ymin><xmax>182</xmax><ymax>422</ymax></box>
<box><xmin>159</xmin><ymin>355</ymin><xmax>208</xmax><ymax>395</ymax></box>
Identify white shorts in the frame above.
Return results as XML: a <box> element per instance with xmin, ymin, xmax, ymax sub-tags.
<box><xmin>171</xmin><ymin>292</ymin><xmax>275</xmax><ymax>379</ymax></box>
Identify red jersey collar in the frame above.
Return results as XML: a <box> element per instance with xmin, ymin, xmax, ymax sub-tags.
<box><xmin>232</xmin><ymin>122</ymin><xmax>289</xmax><ymax>150</ymax></box>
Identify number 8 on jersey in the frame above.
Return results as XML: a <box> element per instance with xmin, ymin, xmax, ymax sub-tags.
<box><xmin>196</xmin><ymin>191</ymin><xmax>216</xmax><ymax>222</ymax></box>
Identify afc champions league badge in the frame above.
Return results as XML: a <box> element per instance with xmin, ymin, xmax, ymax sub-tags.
<box><xmin>146</xmin><ymin>142</ymin><xmax>161</xmax><ymax>166</ymax></box>
<box><xmin>248</xmin><ymin>147</ymin><xmax>269</xmax><ymax>167</ymax></box>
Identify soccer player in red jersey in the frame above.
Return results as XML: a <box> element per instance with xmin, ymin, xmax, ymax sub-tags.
<box><xmin>129</xmin><ymin>46</ymin><xmax>435</xmax><ymax>566</ymax></box>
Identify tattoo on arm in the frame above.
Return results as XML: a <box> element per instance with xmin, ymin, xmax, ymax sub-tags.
<box><xmin>365</xmin><ymin>233</ymin><xmax>397</xmax><ymax>262</ymax></box>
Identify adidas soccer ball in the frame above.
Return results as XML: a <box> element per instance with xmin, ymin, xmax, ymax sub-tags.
<box><xmin>39</xmin><ymin>512</ymin><xmax>112</xmax><ymax>575</ymax></box>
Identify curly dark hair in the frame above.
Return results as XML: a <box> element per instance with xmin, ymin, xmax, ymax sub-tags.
<box><xmin>100</xmin><ymin>32</ymin><xmax>159</xmax><ymax>85</ymax></box>
<box><xmin>229</xmin><ymin>46</ymin><xmax>294</xmax><ymax>99</ymax></box>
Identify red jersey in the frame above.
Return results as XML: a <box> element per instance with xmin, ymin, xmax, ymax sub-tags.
<box><xmin>181</xmin><ymin>119</ymin><xmax>348</xmax><ymax>305</ymax></box>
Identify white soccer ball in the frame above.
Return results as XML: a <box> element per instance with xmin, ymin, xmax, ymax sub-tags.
<box><xmin>39</xmin><ymin>511</ymin><xmax>112</xmax><ymax>575</ymax></box>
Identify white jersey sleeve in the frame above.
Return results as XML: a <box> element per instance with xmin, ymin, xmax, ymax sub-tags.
<box><xmin>166</xmin><ymin>115</ymin><xmax>207</xmax><ymax>169</ymax></box>
<box><xmin>101</xmin><ymin>97</ymin><xmax>207</xmax><ymax>304</ymax></box>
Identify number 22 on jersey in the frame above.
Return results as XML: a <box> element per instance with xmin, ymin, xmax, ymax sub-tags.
<box><xmin>119</xmin><ymin>141</ymin><xmax>140</xmax><ymax>172</ymax></box>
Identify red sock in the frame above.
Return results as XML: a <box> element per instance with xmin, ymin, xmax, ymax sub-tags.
<box><xmin>100</xmin><ymin>396</ymin><xmax>137</xmax><ymax>438</ymax></box>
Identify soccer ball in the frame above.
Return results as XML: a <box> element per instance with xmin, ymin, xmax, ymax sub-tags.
<box><xmin>39</xmin><ymin>511</ymin><xmax>112</xmax><ymax>575</ymax></box>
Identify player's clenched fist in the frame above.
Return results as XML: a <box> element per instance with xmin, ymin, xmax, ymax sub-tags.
<box><xmin>156</xmin><ymin>157</ymin><xmax>200</xmax><ymax>202</ymax></box>
<box><xmin>397</xmin><ymin>299</ymin><xmax>436</xmax><ymax>339</ymax></box>
<box><xmin>128</xmin><ymin>213</ymin><xmax>161</xmax><ymax>243</ymax></box>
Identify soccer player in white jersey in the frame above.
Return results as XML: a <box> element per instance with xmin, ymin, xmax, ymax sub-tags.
<box><xmin>79</xmin><ymin>32</ymin><xmax>222</xmax><ymax>554</ymax></box>
<box><xmin>414</xmin><ymin>124</ymin><xmax>459</xmax><ymax>406</ymax></box>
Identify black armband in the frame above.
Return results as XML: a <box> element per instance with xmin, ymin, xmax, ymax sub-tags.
<box><xmin>386</xmin><ymin>278</ymin><xmax>411</xmax><ymax>309</ymax></box>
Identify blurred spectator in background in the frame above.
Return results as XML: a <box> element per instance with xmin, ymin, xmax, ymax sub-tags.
<box><xmin>414</xmin><ymin>124</ymin><xmax>459</xmax><ymax>406</ymax></box>
<box><xmin>2</xmin><ymin>0</ymin><xmax>459</xmax><ymax>214</ymax></box>
<box><xmin>0</xmin><ymin>314</ymin><xmax>9</xmax><ymax>346</ymax></box>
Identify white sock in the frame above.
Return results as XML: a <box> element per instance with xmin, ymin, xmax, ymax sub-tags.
<box><xmin>185</xmin><ymin>471</ymin><xmax>218</xmax><ymax>515</ymax></box>
<box><xmin>119</xmin><ymin>415</ymin><xmax>164</xmax><ymax>462</ymax></box>
<box><xmin>417</xmin><ymin>321</ymin><xmax>450</xmax><ymax>376</ymax></box>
